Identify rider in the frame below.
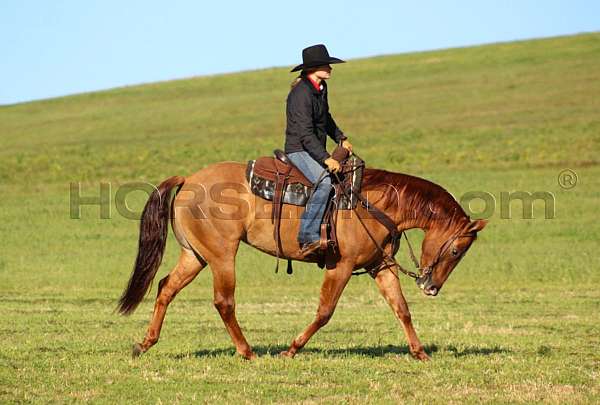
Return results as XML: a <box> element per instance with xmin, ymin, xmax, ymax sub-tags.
<box><xmin>284</xmin><ymin>44</ymin><xmax>353</xmax><ymax>256</ymax></box>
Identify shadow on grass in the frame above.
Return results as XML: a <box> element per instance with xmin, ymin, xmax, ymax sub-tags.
<box><xmin>171</xmin><ymin>343</ymin><xmax>509</xmax><ymax>360</ymax></box>
<box><xmin>445</xmin><ymin>345</ymin><xmax>510</xmax><ymax>357</ymax></box>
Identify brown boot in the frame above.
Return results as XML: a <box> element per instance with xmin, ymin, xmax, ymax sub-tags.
<box><xmin>298</xmin><ymin>240</ymin><xmax>322</xmax><ymax>257</ymax></box>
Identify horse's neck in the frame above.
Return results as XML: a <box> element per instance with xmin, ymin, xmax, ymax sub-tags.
<box><xmin>396</xmin><ymin>215</ymin><xmax>434</xmax><ymax>234</ymax></box>
<box><xmin>392</xmin><ymin>192</ymin><xmax>467</xmax><ymax>235</ymax></box>
<box><xmin>362</xmin><ymin>168</ymin><xmax>468</xmax><ymax>236</ymax></box>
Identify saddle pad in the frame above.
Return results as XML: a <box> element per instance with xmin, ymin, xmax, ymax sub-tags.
<box><xmin>245</xmin><ymin>155</ymin><xmax>365</xmax><ymax>210</ymax></box>
<box><xmin>246</xmin><ymin>160</ymin><xmax>312</xmax><ymax>206</ymax></box>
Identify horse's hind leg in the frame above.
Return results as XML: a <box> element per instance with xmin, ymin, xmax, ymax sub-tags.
<box><xmin>281</xmin><ymin>263</ymin><xmax>353</xmax><ymax>358</ymax></box>
<box><xmin>210</xmin><ymin>250</ymin><xmax>255</xmax><ymax>360</ymax></box>
<box><xmin>133</xmin><ymin>248</ymin><xmax>205</xmax><ymax>356</ymax></box>
<box><xmin>374</xmin><ymin>268</ymin><xmax>429</xmax><ymax>360</ymax></box>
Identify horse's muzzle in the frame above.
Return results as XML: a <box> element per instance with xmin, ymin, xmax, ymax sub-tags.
<box><xmin>424</xmin><ymin>286</ymin><xmax>438</xmax><ymax>296</ymax></box>
<box><xmin>416</xmin><ymin>275</ymin><xmax>439</xmax><ymax>296</ymax></box>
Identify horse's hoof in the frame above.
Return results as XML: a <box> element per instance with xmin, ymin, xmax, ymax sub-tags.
<box><xmin>279</xmin><ymin>350</ymin><xmax>294</xmax><ymax>358</ymax></box>
<box><xmin>242</xmin><ymin>352</ymin><xmax>257</xmax><ymax>361</ymax></box>
<box><xmin>132</xmin><ymin>343</ymin><xmax>144</xmax><ymax>358</ymax></box>
<box><xmin>236</xmin><ymin>348</ymin><xmax>256</xmax><ymax>360</ymax></box>
<box><xmin>412</xmin><ymin>351</ymin><xmax>430</xmax><ymax>361</ymax></box>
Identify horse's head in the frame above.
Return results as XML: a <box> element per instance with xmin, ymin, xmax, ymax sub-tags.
<box><xmin>417</xmin><ymin>219</ymin><xmax>487</xmax><ymax>296</ymax></box>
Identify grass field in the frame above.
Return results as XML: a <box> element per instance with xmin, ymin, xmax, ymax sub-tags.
<box><xmin>1</xmin><ymin>33</ymin><xmax>599</xmax><ymax>403</ymax></box>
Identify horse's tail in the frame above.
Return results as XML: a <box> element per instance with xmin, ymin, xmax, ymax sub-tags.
<box><xmin>117</xmin><ymin>176</ymin><xmax>185</xmax><ymax>315</ymax></box>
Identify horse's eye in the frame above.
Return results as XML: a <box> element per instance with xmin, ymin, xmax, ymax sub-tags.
<box><xmin>451</xmin><ymin>248</ymin><xmax>459</xmax><ymax>256</ymax></box>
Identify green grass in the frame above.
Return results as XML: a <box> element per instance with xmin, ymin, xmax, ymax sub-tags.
<box><xmin>1</xmin><ymin>33</ymin><xmax>599</xmax><ymax>403</ymax></box>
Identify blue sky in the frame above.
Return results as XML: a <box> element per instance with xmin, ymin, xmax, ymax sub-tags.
<box><xmin>1</xmin><ymin>0</ymin><xmax>598</xmax><ymax>105</ymax></box>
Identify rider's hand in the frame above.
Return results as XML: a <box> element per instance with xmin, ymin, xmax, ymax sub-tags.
<box><xmin>324</xmin><ymin>157</ymin><xmax>341</xmax><ymax>173</ymax></box>
<box><xmin>341</xmin><ymin>139</ymin><xmax>353</xmax><ymax>154</ymax></box>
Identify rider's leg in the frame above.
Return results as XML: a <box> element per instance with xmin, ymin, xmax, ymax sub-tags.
<box><xmin>287</xmin><ymin>151</ymin><xmax>332</xmax><ymax>244</ymax></box>
<box><xmin>298</xmin><ymin>175</ymin><xmax>331</xmax><ymax>244</ymax></box>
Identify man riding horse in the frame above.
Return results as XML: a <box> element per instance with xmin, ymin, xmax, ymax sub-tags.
<box><xmin>118</xmin><ymin>44</ymin><xmax>488</xmax><ymax>362</ymax></box>
<box><xmin>284</xmin><ymin>44</ymin><xmax>353</xmax><ymax>257</ymax></box>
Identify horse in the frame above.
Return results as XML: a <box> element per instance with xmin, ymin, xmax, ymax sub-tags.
<box><xmin>118</xmin><ymin>161</ymin><xmax>487</xmax><ymax>361</ymax></box>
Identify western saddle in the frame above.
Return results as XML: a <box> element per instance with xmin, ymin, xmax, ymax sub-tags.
<box><xmin>246</xmin><ymin>147</ymin><xmax>365</xmax><ymax>272</ymax></box>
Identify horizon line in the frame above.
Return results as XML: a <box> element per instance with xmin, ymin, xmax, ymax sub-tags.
<box><xmin>2</xmin><ymin>30</ymin><xmax>597</xmax><ymax>108</ymax></box>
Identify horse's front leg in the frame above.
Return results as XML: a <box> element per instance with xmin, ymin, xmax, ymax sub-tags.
<box><xmin>281</xmin><ymin>263</ymin><xmax>353</xmax><ymax>358</ymax></box>
<box><xmin>374</xmin><ymin>268</ymin><xmax>430</xmax><ymax>360</ymax></box>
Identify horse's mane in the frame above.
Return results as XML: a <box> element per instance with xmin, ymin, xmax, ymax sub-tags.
<box><xmin>361</xmin><ymin>168</ymin><xmax>469</xmax><ymax>229</ymax></box>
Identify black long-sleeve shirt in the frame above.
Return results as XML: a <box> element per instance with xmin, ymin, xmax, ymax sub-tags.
<box><xmin>284</xmin><ymin>77</ymin><xmax>346</xmax><ymax>163</ymax></box>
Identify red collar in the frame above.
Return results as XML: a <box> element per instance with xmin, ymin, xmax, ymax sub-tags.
<box><xmin>307</xmin><ymin>76</ymin><xmax>323</xmax><ymax>92</ymax></box>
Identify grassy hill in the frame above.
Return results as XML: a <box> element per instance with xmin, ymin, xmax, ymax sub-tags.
<box><xmin>1</xmin><ymin>33</ymin><xmax>599</xmax><ymax>403</ymax></box>
<box><xmin>1</xmin><ymin>33</ymin><xmax>599</xmax><ymax>184</ymax></box>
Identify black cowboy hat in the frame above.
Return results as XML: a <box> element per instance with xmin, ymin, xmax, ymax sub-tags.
<box><xmin>290</xmin><ymin>44</ymin><xmax>345</xmax><ymax>72</ymax></box>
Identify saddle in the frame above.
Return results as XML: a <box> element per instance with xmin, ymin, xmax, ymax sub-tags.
<box><xmin>247</xmin><ymin>151</ymin><xmax>314</xmax><ymax>206</ymax></box>
<box><xmin>246</xmin><ymin>147</ymin><xmax>365</xmax><ymax>272</ymax></box>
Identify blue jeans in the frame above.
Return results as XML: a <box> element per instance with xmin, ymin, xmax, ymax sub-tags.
<box><xmin>287</xmin><ymin>151</ymin><xmax>332</xmax><ymax>244</ymax></box>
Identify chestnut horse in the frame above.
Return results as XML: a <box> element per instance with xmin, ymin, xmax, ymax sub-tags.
<box><xmin>118</xmin><ymin>161</ymin><xmax>487</xmax><ymax>360</ymax></box>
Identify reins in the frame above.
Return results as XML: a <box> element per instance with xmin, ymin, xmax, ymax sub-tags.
<box><xmin>331</xmin><ymin>161</ymin><xmax>420</xmax><ymax>280</ymax></box>
<box><xmin>332</xmin><ymin>157</ymin><xmax>470</xmax><ymax>281</ymax></box>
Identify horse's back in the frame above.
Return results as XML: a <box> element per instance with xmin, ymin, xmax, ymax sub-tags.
<box><xmin>184</xmin><ymin>161</ymin><xmax>247</xmax><ymax>185</ymax></box>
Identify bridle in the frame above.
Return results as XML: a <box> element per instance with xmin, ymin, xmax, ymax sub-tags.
<box><xmin>408</xmin><ymin>230</ymin><xmax>473</xmax><ymax>282</ymax></box>
<box><xmin>332</xmin><ymin>165</ymin><xmax>473</xmax><ymax>282</ymax></box>
<box><xmin>374</xmin><ymin>226</ymin><xmax>475</xmax><ymax>285</ymax></box>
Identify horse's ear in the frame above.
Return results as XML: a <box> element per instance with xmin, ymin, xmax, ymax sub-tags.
<box><xmin>467</xmin><ymin>219</ymin><xmax>487</xmax><ymax>233</ymax></box>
